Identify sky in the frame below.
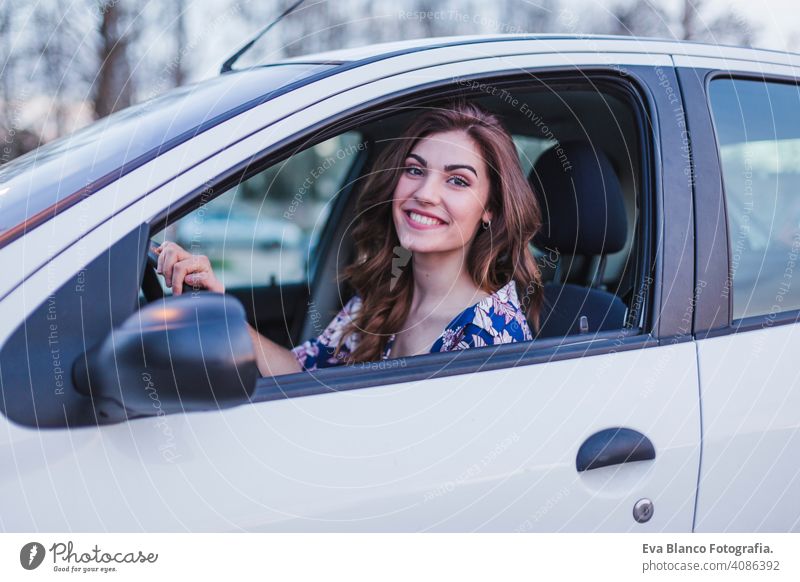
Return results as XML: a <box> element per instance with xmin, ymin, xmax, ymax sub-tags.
<box><xmin>535</xmin><ymin>0</ymin><xmax>798</xmax><ymax>52</ymax></box>
<box><xmin>7</xmin><ymin>0</ymin><xmax>799</xmax><ymax>142</ymax></box>
<box><xmin>650</xmin><ymin>0</ymin><xmax>797</xmax><ymax>51</ymax></box>
<box><xmin>203</xmin><ymin>0</ymin><xmax>800</xmax><ymax>78</ymax></box>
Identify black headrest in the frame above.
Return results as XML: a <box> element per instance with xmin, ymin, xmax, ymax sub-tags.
<box><xmin>528</xmin><ymin>140</ymin><xmax>627</xmax><ymax>256</ymax></box>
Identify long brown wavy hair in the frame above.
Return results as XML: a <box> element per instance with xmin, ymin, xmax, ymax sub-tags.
<box><xmin>333</xmin><ymin>98</ymin><xmax>543</xmax><ymax>363</ymax></box>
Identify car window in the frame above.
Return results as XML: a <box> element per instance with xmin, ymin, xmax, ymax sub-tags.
<box><xmin>514</xmin><ymin>134</ymin><xmax>556</xmax><ymax>176</ymax></box>
<box><xmin>708</xmin><ymin>78</ymin><xmax>800</xmax><ymax>320</ymax></box>
<box><xmin>154</xmin><ymin>131</ymin><xmax>364</xmax><ymax>289</ymax></box>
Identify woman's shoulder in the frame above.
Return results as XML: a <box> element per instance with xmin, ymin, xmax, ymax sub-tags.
<box><xmin>467</xmin><ymin>279</ymin><xmax>532</xmax><ymax>342</ymax></box>
<box><xmin>436</xmin><ymin>280</ymin><xmax>532</xmax><ymax>351</ymax></box>
<box><xmin>291</xmin><ymin>293</ymin><xmax>363</xmax><ymax>371</ymax></box>
<box><xmin>320</xmin><ymin>293</ymin><xmax>363</xmax><ymax>340</ymax></box>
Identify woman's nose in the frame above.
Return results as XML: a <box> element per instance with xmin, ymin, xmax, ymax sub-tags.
<box><xmin>412</xmin><ymin>172</ymin><xmax>442</xmax><ymax>204</ymax></box>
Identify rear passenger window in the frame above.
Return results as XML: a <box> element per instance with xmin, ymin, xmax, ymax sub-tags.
<box><xmin>709</xmin><ymin>78</ymin><xmax>800</xmax><ymax>320</ymax></box>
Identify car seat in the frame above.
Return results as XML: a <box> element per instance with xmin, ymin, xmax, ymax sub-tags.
<box><xmin>528</xmin><ymin>140</ymin><xmax>629</xmax><ymax>337</ymax></box>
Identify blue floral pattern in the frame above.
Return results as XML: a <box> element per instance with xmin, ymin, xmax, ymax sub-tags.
<box><xmin>291</xmin><ymin>279</ymin><xmax>532</xmax><ymax>372</ymax></box>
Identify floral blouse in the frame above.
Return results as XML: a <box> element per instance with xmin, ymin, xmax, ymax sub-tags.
<box><xmin>291</xmin><ymin>279</ymin><xmax>533</xmax><ymax>372</ymax></box>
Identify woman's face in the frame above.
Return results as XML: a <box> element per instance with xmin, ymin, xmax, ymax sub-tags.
<box><xmin>392</xmin><ymin>129</ymin><xmax>492</xmax><ymax>255</ymax></box>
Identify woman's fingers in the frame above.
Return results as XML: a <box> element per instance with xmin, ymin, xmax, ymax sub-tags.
<box><xmin>155</xmin><ymin>241</ymin><xmax>170</xmax><ymax>274</ymax></box>
<box><xmin>154</xmin><ymin>241</ymin><xmax>222</xmax><ymax>295</ymax></box>
<box><xmin>171</xmin><ymin>255</ymin><xmax>213</xmax><ymax>296</ymax></box>
<box><xmin>158</xmin><ymin>241</ymin><xmax>190</xmax><ymax>287</ymax></box>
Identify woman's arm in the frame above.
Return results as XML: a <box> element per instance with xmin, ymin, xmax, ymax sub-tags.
<box><xmin>156</xmin><ymin>240</ymin><xmax>302</xmax><ymax>377</ymax></box>
<box><xmin>246</xmin><ymin>324</ymin><xmax>302</xmax><ymax>376</ymax></box>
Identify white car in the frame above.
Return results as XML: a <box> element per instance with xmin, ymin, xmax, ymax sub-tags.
<box><xmin>1</xmin><ymin>34</ymin><xmax>799</xmax><ymax>532</ymax></box>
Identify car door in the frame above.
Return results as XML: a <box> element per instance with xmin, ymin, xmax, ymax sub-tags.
<box><xmin>678</xmin><ymin>57</ymin><xmax>800</xmax><ymax>532</ymax></box>
<box><xmin>0</xmin><ymin>44</ymin><xmax>700</xmax><ymax>532</ymax></box>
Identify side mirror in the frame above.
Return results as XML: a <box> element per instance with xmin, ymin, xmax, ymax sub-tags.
<box><xmin>74</xmin><ymin>293</ymin><xmax>258</xmax><ymax>416</ymax></box>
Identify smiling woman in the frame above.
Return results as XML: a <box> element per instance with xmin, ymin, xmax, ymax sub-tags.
<box><xmin>291</xmin><ymin>98</ymin><xmax>544</xmax><ymax>369</ymax></box>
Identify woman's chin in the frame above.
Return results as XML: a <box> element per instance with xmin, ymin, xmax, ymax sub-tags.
<box><xmin>398</xmin><ymin>240</ymin><xmax>454</xmax><ymax>255</ymax></box>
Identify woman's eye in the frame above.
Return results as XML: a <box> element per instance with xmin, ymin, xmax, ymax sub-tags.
<box><xmin>450</xmin><ymin>176</ymin><xmax>470</xmax><ymax>187</ymax></box>
<box><xmin>405</xmin><ymin>166</ymin><xmax>423</xmax><ymax>176</ymax></box>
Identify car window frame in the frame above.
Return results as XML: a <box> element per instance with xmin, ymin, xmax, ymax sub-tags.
<box><xmin>147</xmin><ymin>66</ymin><xmax>673</xmax><ymax>405</ymax></box>
<box><xmin>685</xmin><ymin>67</ymin><xmax>800</xmax><ymax>337</ymax></box>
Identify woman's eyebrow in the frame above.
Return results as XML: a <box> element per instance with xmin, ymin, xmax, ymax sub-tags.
<box><xmin>406</xmin><ymin>153</ymin><xmax>478</xmax><ymax>177</ymax></box>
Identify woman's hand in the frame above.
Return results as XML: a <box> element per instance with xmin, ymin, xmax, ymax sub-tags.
<box><xmin>154</xmin><ymin>241</ymin><xmax>225</xmax><ymax>295</ymax></box>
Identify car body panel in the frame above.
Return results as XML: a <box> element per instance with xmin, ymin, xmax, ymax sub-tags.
<box><xmin>694</xmin><ymin>325</ymin><xmax>800</xmax><ymax>531</ymax></box>
<box><xmin>0</xmin><ymin>342</ymin><xmax>700</xmax><ymax>532</ymax></box>
<box><xmin>675</xmin><ymin>55</ymin><xmax>800</xmax><ymax>532</ymax></box>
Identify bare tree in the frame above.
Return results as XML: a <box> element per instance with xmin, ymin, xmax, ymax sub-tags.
<box><xmin>31</xmin><ymin>4</ymin><xmax>97</xmax><ymax>137</ymax></box>
<box><xmin>606</xmin><ymin>1</ymin><xmax>669</xmax><ymax>37</ymax></box>
<box><xmin>0</xmin><ymin>2</ymin><xmax>25</xmax><ymax>162</ymax></box>
<box><xmin>605</xmin><ymin>0</ymin><xmax>756</xmax><ymax>46</ymax></box>
<box><xmin>0</xmin><ymin>2</ymin><xmax>16</xmax><ymax>133</ymax></box>
<box><xmin>677</xmin><ymin>0</ymin><xmax>754</xmax><ymax>45</ymax></box>
<box><xmin>171</xmin><ymin>0</ymin><xmax>187</xmax><ymax>88</ymax></box>
<box><xmin>92</xmin><ymin>0</ymin><xmax>139</xmax><ymax>119</ymax></box>
<box><xmin>499</xmin><ymin>0</ymin><xmax>560</xmax><ymax>34</ymax></box>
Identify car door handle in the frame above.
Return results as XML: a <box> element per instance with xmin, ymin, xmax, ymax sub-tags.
<box><xmin>576</xmin><ymin>427</ymin><xmax>655</xmax><ymax>472</ymax></box>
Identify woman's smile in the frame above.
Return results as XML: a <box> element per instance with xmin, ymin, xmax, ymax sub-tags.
<box><xmin>404</xmin><ymin>208</ymin><xmax>448</xmax><ymax>229</ymax></box>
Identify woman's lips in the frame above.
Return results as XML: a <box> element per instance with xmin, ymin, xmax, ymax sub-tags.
<box><xmin>404</xmin><ymin>210</ymin><xmax>447</xmax><ymax>230</ymax></box>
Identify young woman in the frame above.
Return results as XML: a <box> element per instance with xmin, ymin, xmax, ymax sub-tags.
<box><xmin>155</xmin><ymin>99</ymin><xmax>544</xmax><ymax>376</ymax></box>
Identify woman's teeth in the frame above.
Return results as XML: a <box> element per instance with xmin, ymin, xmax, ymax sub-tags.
<box><xmin>408</xmin><ymin>211</ymin><xmax>444</xmax><ymax>226</ymax></box>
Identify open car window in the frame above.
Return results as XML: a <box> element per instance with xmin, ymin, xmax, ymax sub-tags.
<box><xmin>151</xmin><ymin>131</ymin><xmax>364</xmax><ymax>293</ymax></box>
<box><xmin>146</xmin><ymin>73</ymin><xmax>650</xmax><ymax>389</ymax></box>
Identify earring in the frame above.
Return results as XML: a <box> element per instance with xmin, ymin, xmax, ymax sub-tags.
<box><xmin>482</xmin><ymin>219</ymin><xmax>491</xmax><ymax>230</ymax></box>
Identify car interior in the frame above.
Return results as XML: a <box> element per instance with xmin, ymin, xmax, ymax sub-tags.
<box><xmin>149</xmin><ymin>76</ymin><xmax>649</xmax><ymax>364</ymax></box>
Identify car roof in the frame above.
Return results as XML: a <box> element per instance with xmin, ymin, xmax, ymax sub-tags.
<box><xmin>275</xmin><ymin>33</ymin><xmax>800</xmax><ymax>67</ymax></box>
